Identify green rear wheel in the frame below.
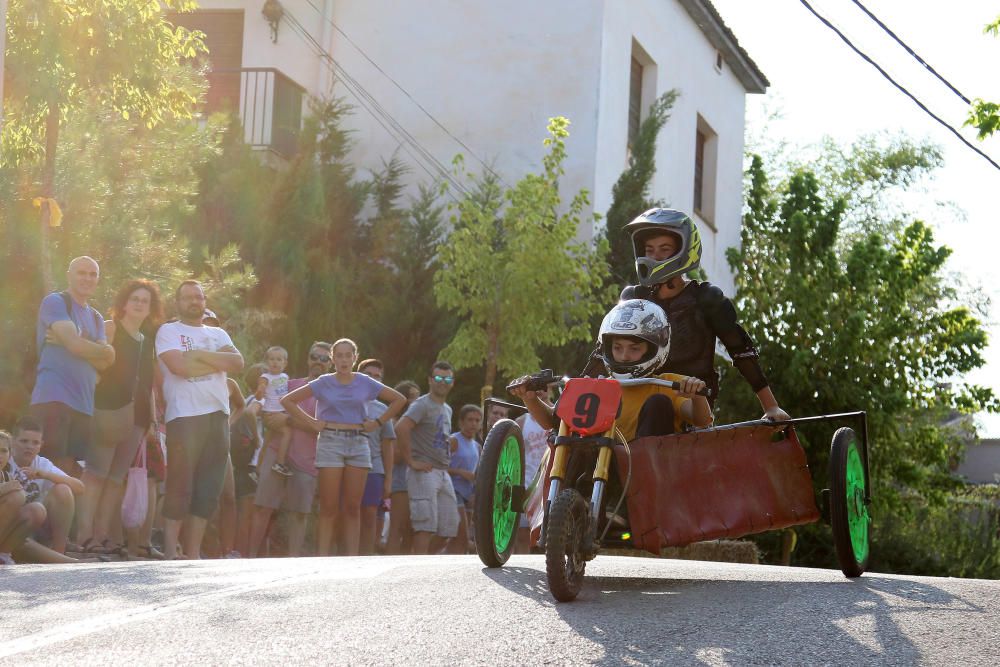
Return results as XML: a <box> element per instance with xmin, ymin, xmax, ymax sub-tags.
<box><xmin>474</xmin><ymin>419</ymin><xmax>524</xmax><ymax>568</ymax></box>
<box><xmin>829</xmin><ymin>427</ymin><xmax>871</xmax><ymax>577</ymax></box>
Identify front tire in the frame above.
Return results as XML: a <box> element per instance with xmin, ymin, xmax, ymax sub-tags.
<box><xmin>474</xmin><ymin>419</ymin><xmax>524</xmax><ymax>568</ymax></box>
<box><xmin>545</xmin><ymin>488</ymin><xmax>589</xmax><ymax>602</ymax></box>
<box><xmin>829</xmin><ymin>427</ymin><xmax>871</xmax><ymax>577</ymax></box>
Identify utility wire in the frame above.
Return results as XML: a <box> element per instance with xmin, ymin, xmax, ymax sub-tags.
<box><xmin>798</xmin><ymin>0</ymin><xmax>1000</xmax><ymax>172</ymax></box>
<box><xmin>287</xmin><ymin>12</ymin><xmax>472</xmax><ymax>198</ymax></box>
<box><xmin>299</xmin><ymin>0</ymin><xmax>510</xmax><ymax>188</ymax></box>
<box><xmin>282</xmin><ymin>18</ymin><xmax>462</xmax><ymax>201</ymax></box>
<box><xmin>281</xmin><ymin>11</ymin><xmax>470</xmax><ymax>200</ymax></box>
<box><xmin>850</xmin><ymin>0</ymin><xmax>971</xmax><ymax>104</ymax></box>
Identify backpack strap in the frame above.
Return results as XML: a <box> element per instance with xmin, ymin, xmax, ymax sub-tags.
<box><xmin>60</xmin><ymin>290</ymin><xmax>104</xmax><ymax>339</ymax></box>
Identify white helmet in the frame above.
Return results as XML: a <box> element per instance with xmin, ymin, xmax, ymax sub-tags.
<box><xmin>597</xmin><ymin>299</ymin><xmax>671</xmax><ymax>379</ymax></box>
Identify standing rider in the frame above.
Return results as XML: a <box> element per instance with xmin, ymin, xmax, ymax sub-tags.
<box><xmin>615</xmin><ymin>208</ymin><xmax>789</xmax><ymax>422</ymax></box>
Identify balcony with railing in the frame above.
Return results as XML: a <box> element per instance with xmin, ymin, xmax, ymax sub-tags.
<box><xmin>206</xmin><ymin>68</ymin><xmax>305</xmax><ymax>159</ymax></box>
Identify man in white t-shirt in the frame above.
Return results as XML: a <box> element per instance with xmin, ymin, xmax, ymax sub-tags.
<box><xmin>10</xmin><ymin>416</ymin><xmax>85</xmax><ymax>553</ymax></box>
<box><xmin>156</xmin><ymin>280</ymin><xmax>244</xmax><ymax>559</ymax></box>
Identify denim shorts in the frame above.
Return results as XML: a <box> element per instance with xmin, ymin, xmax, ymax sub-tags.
<box><xmin>315</xmin><ymin>431</ymin><xmax>371</xmax><ymax>469</ymax></box>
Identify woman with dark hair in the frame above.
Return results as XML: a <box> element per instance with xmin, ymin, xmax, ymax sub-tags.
<box><xmin>75</xmin><ymin>279</ymin><xmax>164</xmax><ymax>553</ymax></box>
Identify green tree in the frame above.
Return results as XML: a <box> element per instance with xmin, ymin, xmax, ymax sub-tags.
<box><xmin>435</xmin><ymin>117</ymin><xmax>611</xmax><ymax>393</ymax></box>
<box><xmin>0</xmin><ymin>93</ymin><xmax>223</xmax><ymax>423</ymax></box>
<box><xmin>721</xmin><ymin>147</ymin><xmax>996</xmax><ymax>572</ymax></box>
<box><xmin>604</xmin><ymin>91</ymin><xmax>678</xmax><ymax>285</ymax></box>
<box><xmin>2</xmin><ymin>0</ymin><xmax>207</xmax><ymax>289</ymax></box>
<box><xmin>966</xmin><ymin>15</ymin><xmax>1000</xmax><ymax>138</ymax></box>
<box><xmin>368</xmin><ymin>181</ymin><xmax>455</xmax><ymax>381</ymax></box>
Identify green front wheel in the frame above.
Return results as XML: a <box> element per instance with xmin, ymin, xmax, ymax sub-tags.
<box><xmin>829</xmin><ymin>427</ymin><xmax>871</xmax><ymax>577</ymax></box>
<box><xmin>474</xmin><ymin>419</ymin><xmax>524</xmax><ymax>568</ymax></box>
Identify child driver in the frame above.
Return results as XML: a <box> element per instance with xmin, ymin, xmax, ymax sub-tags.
<box><xmin>512</xmin><ymin>299</ymin><xmax>712</xmax><ymax>441</ymax></box>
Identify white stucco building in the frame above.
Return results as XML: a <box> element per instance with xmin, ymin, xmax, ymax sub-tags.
<box><xmin>173</xmin><ymin>0</ymin><xmax>767</xmax><ymax>291</ymax></box>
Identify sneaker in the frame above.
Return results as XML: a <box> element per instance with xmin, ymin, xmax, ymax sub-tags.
<box><xmin>248</xmin><ymin>465</ymin><xmax>258</xmax><ymax>484</ymax></box>
<box><xmin>223</xmin><ymin>550</ymin><xmax>242</xmax><ymax>559</ymax></box>
<box><xmin>271</xmin><ymin>462</ymin><xmax>293</xmax><ymax>477</ymax></box>
<box><xmin>0</xmin><ymin>552</ymin><xmax>15</xmax><ymax>565</ymax></box>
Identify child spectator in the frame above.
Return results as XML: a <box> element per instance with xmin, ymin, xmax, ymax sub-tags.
<box><xmin>447</xmin><ymin>405</ymin><xmax>482</xmax><ymax>554</ymax></box>
<box><xmin>257</xmin><ymin>346</ymin><xmax>293</xmax><ymax>478</ymax></box>
<box><xmin>7</xmin><ymin>417</ymin><xmax>85</xmax><ymax>554</ymax></box>
<box><xmin>0</xmin><ymin>431</ymin><xmax>48</xmax><ymax>565</ymax></box>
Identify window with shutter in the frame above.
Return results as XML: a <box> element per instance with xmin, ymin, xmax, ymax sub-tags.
<box><xmin>628</xmin><ymin>57</ymin><xmax>643</xmax><ymax>150</ymax></box>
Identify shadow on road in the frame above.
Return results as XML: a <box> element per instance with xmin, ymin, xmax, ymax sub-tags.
<box><xmin>483</xmin><ymin>564</ymin><xmax>986</xmax><ymax>664</ymax></box>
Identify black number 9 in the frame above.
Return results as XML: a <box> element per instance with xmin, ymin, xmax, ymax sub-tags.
<box><xmin>572</xmin><ymin>393</ymin><xmax>600</xmax><ymax>429</ymax></box>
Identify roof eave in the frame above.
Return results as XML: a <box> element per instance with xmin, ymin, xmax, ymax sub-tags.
<box><xmin>677</xmin><ymin>0</ymin><xmax>770</xmax><ymax>94</ymax></box>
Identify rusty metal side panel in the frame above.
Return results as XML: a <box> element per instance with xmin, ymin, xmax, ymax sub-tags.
<box><xmin>615</xmin><ymin>425</ymin><xmax>820</xmax><ymax>554</ymax></box>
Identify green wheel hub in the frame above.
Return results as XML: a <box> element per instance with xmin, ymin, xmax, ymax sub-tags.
<box><xmin>845</xmin><ymin>441</ymin><xmax>870</xmax><ymax>563</ymax></box>
<box><xmin>492</xmin><ymin>435</ymin><xmax>522</xmax><ymax>553</ymax></box>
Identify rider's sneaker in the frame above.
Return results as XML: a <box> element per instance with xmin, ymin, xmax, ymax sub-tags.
<box><xmin>271</xmin><ymin>462</ymin><xmax>293</xmax><ymax>477</ymax></box>
<box><xmin>0</xmin><ymin>552</ymin><xmax>15</xmax><ymax>565</ymax></box>
<box><xmin>223</xmin><ymin>550</ymin><xmax>242</xmax><ymax>559</ymax></box>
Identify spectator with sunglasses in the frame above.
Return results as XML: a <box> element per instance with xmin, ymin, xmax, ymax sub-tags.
<box><xmin>395</xmin><ymin>361</ymin><xmax>459</xmax><ymax>554</ymax></box>
<box><xmin>248</xmin><ymin>342</ymin><xmax>333</xmax><ymax>557</ymax></box>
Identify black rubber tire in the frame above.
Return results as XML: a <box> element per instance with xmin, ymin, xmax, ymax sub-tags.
<box><xmin>829</xmin><ymin>427</ymin><xmax>871</xmax><ymax>578</ymax></box>
<box><xmin>545</xmin><ymin>488</ymin><xmax>589</xmax><ymax>602</ymax></box>
<box><xmin>474</xmin><ymin>419</ymin><xmax>524</xmax><ymax>568</ymax></box>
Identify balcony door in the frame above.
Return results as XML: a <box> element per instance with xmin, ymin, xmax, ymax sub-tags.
<box><xmin>167</xmin><ymin>10</ymin><xmax>245</xmax><ymax>114</ymax></box>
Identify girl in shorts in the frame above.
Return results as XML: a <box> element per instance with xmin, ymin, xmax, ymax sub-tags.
<box><xmin>281</xmin><ymin>339</ymin><xmax>406</xmax><ymax>556</ymax></box>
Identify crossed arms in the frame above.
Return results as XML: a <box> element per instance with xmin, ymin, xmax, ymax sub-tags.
<box><xmin>46</xmin><ymin>321</ymin><xmax>115</xmax><ymax>371</ymax></box>
<box><xmin>159</xmin><ymin>346</ymin><xmax>244</xmax><ymax>379</ymax></box>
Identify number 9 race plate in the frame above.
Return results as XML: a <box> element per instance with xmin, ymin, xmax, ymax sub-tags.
<box><xmin>554</xmin><ymin>378</ymin><xmax>622</xmax><ymax>437</ymax></box>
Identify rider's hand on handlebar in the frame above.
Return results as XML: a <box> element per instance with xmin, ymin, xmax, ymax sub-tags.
<box><xmin>509</xmin><ymin>376</ymin><xmax>548</xmax><ymax>404</ymax></box>
<box><xmin>762</xmin><ymin>405</ymin><xmax>791</xmax><ymax>422</ymax></box>
<box><xmin>676</xmin><ymin>376</ymin><xmax>707</xmax><ymax>398</ymax></box>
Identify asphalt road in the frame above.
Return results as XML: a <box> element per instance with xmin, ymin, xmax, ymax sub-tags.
<box><xmin>1</xmin><ymin>555</ymin><xmax>997</xmax><ymax>665</ymax></box>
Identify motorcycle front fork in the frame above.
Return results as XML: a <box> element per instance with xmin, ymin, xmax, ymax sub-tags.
<box><xmin>539</xmin><ymin>442</ymin><xmax>613</xmax><ymax>560</ymax></box>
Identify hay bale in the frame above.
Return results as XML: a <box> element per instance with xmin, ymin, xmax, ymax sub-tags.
<box><xmin>601</xmin><ymin>539</ymin><xmax>760</xmax><ymax>564</ymax></box>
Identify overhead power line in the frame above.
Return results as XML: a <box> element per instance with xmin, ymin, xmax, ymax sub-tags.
<box><xmin>850</xmin><ymin>0</ymin><xmax>971</xmax><ymax>105</ymax></box>
<box><xmin>797</xmin><ymin>0</ymin><xmax>1000</xmax><ymax>173</ymax></box>
<box><xmin>280</xmin><ymin>10</ymin><xmax>471</xmax><ymax>201</ymax></box>
<box><xmin>300</xmin><ymin>0</ymin><xmax>510</xmax><ymax>188</ymax></box>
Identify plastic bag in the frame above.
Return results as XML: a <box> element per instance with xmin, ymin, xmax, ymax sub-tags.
<box><xmin>121</xmin><ymin>432</ymin><xmax>148</xmax><ymax>530</ymax></box>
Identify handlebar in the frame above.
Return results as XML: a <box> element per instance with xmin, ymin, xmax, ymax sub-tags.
<box><xmin>507</xmin><ymin>370</ymin><xmax>714</xmax><ymax>398</ymax></box>
<box><xmin>506</xmin><ymin>369</ymin><xmax>558</xmax><ymax>393</ymax></box>
<box><xmin>616</xmin><ymin>377</ymin><xmax>714</xmax><ymax>399</ymax></box>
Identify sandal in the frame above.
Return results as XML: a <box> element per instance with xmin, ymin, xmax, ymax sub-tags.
<box><xmin>65</xmin><ymin>540</ymin><xmax>88</xmax><ymax>553</ymax></box>
<box><xmin>135</xmin><ymin>545</ymin><xmax>165</xmax><ymax>560</ymax></box>
<box><xmin>87</xmin><ymin>539</ymin><xmax>125</xmax><ymax>556</ymax></box>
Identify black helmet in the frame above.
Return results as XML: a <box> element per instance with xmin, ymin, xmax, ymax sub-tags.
<box><xmin>624</xmin><ymin>208</ymin><xmax>702</xmax><ymax>287</ymax></box>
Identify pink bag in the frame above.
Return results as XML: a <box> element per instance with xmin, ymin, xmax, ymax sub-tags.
<box><xmin>121</xmin><ymin>433</ymin><xmax>149</xmax><ymax>530</ymax></box>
